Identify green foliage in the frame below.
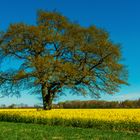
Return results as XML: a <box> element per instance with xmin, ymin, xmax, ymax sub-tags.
<box><xmin>0</xmin><ymin>10</ymin><xmax>128</xmax><ymax>109</ymax></box>
<box><xmin>58</xmin><ymin>99</ymin><xmax>140</xmax><ymax>109</ymax></box>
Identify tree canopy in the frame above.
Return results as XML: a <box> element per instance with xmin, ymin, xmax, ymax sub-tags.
<box><xmin>0</xmin><ymin>10</ymin><xmax>128</xmax><ymax>109</ymax></box>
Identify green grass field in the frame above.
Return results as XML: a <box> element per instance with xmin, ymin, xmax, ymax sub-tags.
<box><xmin>0</xmin><ymin>122</ymin><xmax>139</xmax><ymax>140</ymax></box>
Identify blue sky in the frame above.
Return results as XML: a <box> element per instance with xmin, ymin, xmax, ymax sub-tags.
<box><xmin>0</xmin><ymin>0</ymin><xmax>140</xmax><ymax>105</ymax></box>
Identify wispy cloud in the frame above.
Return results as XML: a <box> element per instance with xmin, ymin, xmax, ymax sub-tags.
<box><xmin>104</xmin><ymin>92</ymin><xmax>140</xmax><ymax>101</ymax></box>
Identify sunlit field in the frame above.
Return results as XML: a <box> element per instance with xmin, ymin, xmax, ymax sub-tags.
<box><xmin>0</xmin><ymin>109</ymin><xmax>139</xmax><ymax>132</ymax></box>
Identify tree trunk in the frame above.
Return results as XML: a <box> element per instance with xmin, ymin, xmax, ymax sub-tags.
<box><xmin>41</xmin><ymin>84</ymin><xmax>53</xmax><ymax>110</ymax></box>
<box><xmin>46</xmin><ymin>93</ymin><xmax>53</xmax><ymax>110</ymax></box>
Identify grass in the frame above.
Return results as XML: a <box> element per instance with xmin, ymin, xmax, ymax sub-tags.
<box><xmin>0</xmin><ymin>122</ymin><xmax>139</xmax><ymax>140</ymax></box>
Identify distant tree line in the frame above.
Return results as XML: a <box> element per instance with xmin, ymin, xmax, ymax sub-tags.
<box><xmin>1</xmin><ymin>99</ymin><xmax>140</xmax><ymax>109</ymax></box>
<box><xmin>57</xmin><ymin>99</ymin><xmax>140</xmax><ymax>109</ymax></box>
<box><xmin>0</xmin><ymin>103</ymin><xmax>32</xmax><ymax>109</ymax></box>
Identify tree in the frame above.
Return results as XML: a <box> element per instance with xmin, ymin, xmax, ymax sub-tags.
<box><xmin>0</xmin><ymin>10</ymin><xmax>128</xmax><ymax>110</ymax></box>
<box><xmin>0</xmin><ymin>104</ymin><xmax>6</xmax><ymax>108</ymax></box>
<box><xmin>8</xmin><ymin>103</ymin><xmax>17</xmax><ymax>109</ymax></box>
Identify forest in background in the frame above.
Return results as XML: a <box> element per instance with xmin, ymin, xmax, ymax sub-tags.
<box><xmin>57</xmin><ymin>99</ymin><xmax>140</xmax><ymax>108</ymax></box>
<box><xmin>1</xmin><ymin>99</ymin><xmax>140</xmax><ymax>109</ymax></box>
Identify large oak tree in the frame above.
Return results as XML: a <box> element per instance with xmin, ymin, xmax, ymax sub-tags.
<box><xmin>0</xmin><ymin>10</ymin><xmax>127</xmax><ymax>110</ymax></box>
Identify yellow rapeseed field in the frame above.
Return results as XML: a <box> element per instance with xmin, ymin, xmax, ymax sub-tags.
<box><xmin>0</xmin><ymin>109</ymin><xmax>139</xmax><ymax>132</ymax></box>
